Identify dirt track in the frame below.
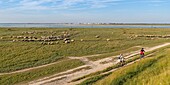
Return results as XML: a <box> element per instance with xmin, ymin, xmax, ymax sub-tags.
<box><xmin>0</xmin><ymin>54</ymin><xmax>102</xmax><ymax>76</ymax></box>
<box><xmin>28</xmin><ymin>43</ymin><xmax>170</xmax><ymax>85</ymax></box>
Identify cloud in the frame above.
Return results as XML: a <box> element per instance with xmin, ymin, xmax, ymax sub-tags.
<box><xmin>140</xmin><ymin>0</ymin><xmax>167</xmax><ymax>3</ymax></box>
<box><xmin>144</xmin><ymin>0</ymin><xmax>168</xmax><ymax>6</ymax></box>
<box><xmin>149</xmin><ymin>0</ymin><xmax>166</xmax><ymax>3</ymax></box>
<box><xmin>0</xmin><ymin>0</ymin><xmax>123</xmax><ymax>11</ymax></box>
<box><xmin>0</xmin><ymin>0</ymin><xmax>170</xmax><ymax>23</ymax></box>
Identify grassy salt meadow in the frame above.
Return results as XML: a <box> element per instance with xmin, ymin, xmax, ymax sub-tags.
<box><xmin>0</xmin><ymin>28</ymin><xmax>170</xmax><ymax>84</ymax></box>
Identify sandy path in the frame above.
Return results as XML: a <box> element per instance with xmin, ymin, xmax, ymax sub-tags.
<box><xmin>69</xmin><ymin>53</ymin><xmax>155</xmax><ymax>85</ymax></box>
<box><xmin>0</xmin><ymin>54</ymin><xmax>101</xmax><ymax>76</ymax></box>
<box><xmin>0</xmin><ymin>46</ymin><xmax>139</xmax><ymax>76</ymax></box>
<box><xmin>28</xmin><ymin>43</ymin><xmax>170</xmax><ymax>85</ymax></box>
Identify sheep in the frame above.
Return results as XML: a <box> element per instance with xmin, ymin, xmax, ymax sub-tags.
<box><xmin>50</xmin><ymin>42</ymin><xmax>54</xmax><ymax>45</ymax></box>
<box><xmin>107</xmin><ymin>39</ymin><xmax>110</xmax><ymax>41</ymax></box>
<box><xmin>33</xmin><ymin>37</ymin><xmax>38</xmax><ymax>39</ymax></box>
<box><xmin>28</xmin><ymin>36</ymin><xmax>33</xmax><ymax>39</ymax></box>
<box><xmin>40</xmin><ymin>42</ymin><xmax>44</xmax><ymax>45</ymax></box>
<box><xmin>12</xmin><ymin>40</ymin><xmax>18</xmax><ymax>42</ymax></box>
<box><xmin>56</xmin><ymin>41</ymin><xmax>59</xmax><ymax>44</ymax></box>
<box><xmin>41</xmin><ymin>42</ymin><xmax>48</xmax><ymax>45</ymax></box>
<box><xmin>81</xmin><ymin>39</ymin><xmax>84</xmax><ymax>42</ymax></box>
<box><xmin>43</xmin><ymin>39</ymin><xmax>48</xmax><ymax>42</ymax></box>
<box><xmin>12</xmin><ymin>36</ymin><xmax>17</xmax><ymax>38</ymax></box>
<box><xmin>43</xmin><ymin>42</ymin><xmax>47</xmax><ymax>45</ymax></box>
<box><xmin>36</xmin><ymin>39</ymin><xmax>41</xmax><ymax>42</ymax></box>
<box><xmin>47</xmin><ymin>42</ymin><xmax>54</xmax><ymax>45</ymax></box>
<box><xmin>71</xmin><ymin>39</ymin><xmax>75</xmax><ymax>42</ymax></box>
<box><xmin>27</xmin><ymin>32</ymin><xmax>34</xmax><ymax>34</ymax></box>
<box><xmin>41</xmin><ymin>36</ymin><xmax>46</xmax><ymax>39</ymax></box>
<box><xmin>95</xmin><ymin>35</ymin><xmax>100</xmax><ymax>38</ymax></box>
<box><xmin>63</xmin><ymin>34</ymin><xmax>71</xmax><ymax>37</ymax></box>
<box><xmin>22</xmin><ymin>32</ymin><xmax>25</xmax><ymax>34</ymax></box>
<box><xmin>47</xmin><ymin>42</ymin><xmax>51</xmax><ymax>45</ymax></box>
<box><xmin>135</xmin><ymin>35</ymin><xmax>139</xmax><ymax>37</ymax></box>
<box><xmin>28</xmin><ymin>39</ymin><xmax>34</xmax><ymax>42</ymax></box>
<box><xmin>17</xmin><ymin>36</ymin><xmax>24</xmax><ymax>39</ymax></box>
<box><xmin>64</xmin><ymin>38</ymin><xmax>70</xmax><ymax>41</ymax></box>
<box><xmin>24</xmin><ymin>36</ymin><xmax>29</xmax><ymax>39</ymax></box>
<box><xmin>65</xmin><ymin>40</ymin><xmax>70</xmax><ymax>44</ymax></box>
<box><xmin>21</xmin><ymin>39</ymin><xmax>25</xmax><ymax>41</ymax></box>
<box><xmin>24</xmin><ymin>39</ymin><xmax>29</xmax><ymax>42</ymax></box>
<box><xmin>151</xmin><ymin>38</ymin><xmax>155</xmax><ymax>40</ymax></box>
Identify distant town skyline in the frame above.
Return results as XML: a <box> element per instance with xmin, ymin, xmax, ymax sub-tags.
<box><xmin>0</xmin><ymin>0</ymin><xmax>170</xmax><ymax>23</ymax></box>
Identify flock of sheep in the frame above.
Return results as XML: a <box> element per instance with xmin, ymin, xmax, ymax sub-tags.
<box><xmin>0</xmin><ymin>31</ymin><xmax>74</xmax><ymax>45</ymax></box>
<box><xmin>2</xmin><ymin>29</ymin><xmax>170</xmax><ymax>46</ymax></box>
<box><xmin>1</xmin><ymin>31</ymin><xmax>170</xmax><ymax>45</ymax></box>
<box><xmin>135</xmin><ymin>35</ymin><xmax>170</xmax><ymax>40</ymax></box>
<box><xmin>125</xmin><ymin>34</ymin><xmax>170</xmax><ymax>40</ymax></box>
<box><xmin>136</xmin><ymin>35</ymin><xmax>170</xmax><ymax>38</ymax></box>
<box><xmin>0</xmin><ymin>31</ymin><xmax>116</xmax><ymax>45</ymax></box>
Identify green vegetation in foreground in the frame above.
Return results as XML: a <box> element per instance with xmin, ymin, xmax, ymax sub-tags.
<box><xmin>92</xmin><ymin>48</ymin><xmax>170</xmax><ymax>85</ymax></box>
<box><xmin>0</xmin><ymin>59</ymin><xmax>84</xmax><ymax>85</ymax></box>
<box><xmin>1</xmin><ymin>28</ymin><xmax>170</xmax><ymax>73</ymax></box>
<box><xmin>74</xmin><ymin>45</ymin><xmax>170</xmax><ymax>85</ymax></box>
<box><xmin>76</xmin><ymin>50</ymin><xmax>155</xmax><ymax>85</ymax></box>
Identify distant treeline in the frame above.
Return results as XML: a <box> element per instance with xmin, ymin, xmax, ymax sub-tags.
<box><xmin>79</xmin><ymin>23</ymin><xmax>170</xmax><ymax>25</ymax></box>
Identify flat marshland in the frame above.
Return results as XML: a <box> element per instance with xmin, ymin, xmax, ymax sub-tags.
<box><xmin>0</xmin><ymin>28</ymin><xmax>170</xmax><ymax>84</ymax></box>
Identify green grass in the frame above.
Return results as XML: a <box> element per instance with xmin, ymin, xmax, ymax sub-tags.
<box><xmin>93</xmin><ymin>47</ymin><xmax>170</xmax><ymax>85</ymax></box>
<box><xmin>0</xmin><ymin>42</ymin><xmax>65</xmax><ymax>72</ymax></box>
<box><xmin>78</xmin><ymin>46</ymin><xmax>170</xmax><ymax>85</ymax></box>
<box><xmin>79</xmin><ymin>72</ymin><xmax>112</xmax><ymax>85</ymax></box>
<box><xmin>72</xmin><ymin>49</ymin><xmax>160</xmax><ymax>83</ymax></box>
<box><xmin>1</xmin><ymin>28</ymin><xmax>170</xmax><ymax>84</ymax></box>
<box><xmin>75</xmin><ymin>52</ymin><xmax>152</xmax><ymax>84</ymax></box>
<box><xmin>0</xmin><ymin>59</ymin><xmax>84</xmax><ymax>85</ymax></box>
<box><xmin>1</xmin><ymin>28</ymin><xmax>170</xmax><ymax>73</ymax></box>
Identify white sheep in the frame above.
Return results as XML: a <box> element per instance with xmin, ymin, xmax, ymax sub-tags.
<box><xmin>107</xmin><ymin>39</ymin><xmax>110</xmax><ymax>41</ymax></box>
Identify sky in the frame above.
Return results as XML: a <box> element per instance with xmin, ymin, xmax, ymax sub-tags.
<box><xmin>0</xmin><ymin>0</ymin><xmax>170</xmax><ymax>23</ymax></box>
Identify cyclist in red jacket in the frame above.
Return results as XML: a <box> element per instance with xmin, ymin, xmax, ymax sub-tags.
<box><xmin>140</xmin><ymin>48</ymin><xmax>145</xmax><ymax>59</ymax></box>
